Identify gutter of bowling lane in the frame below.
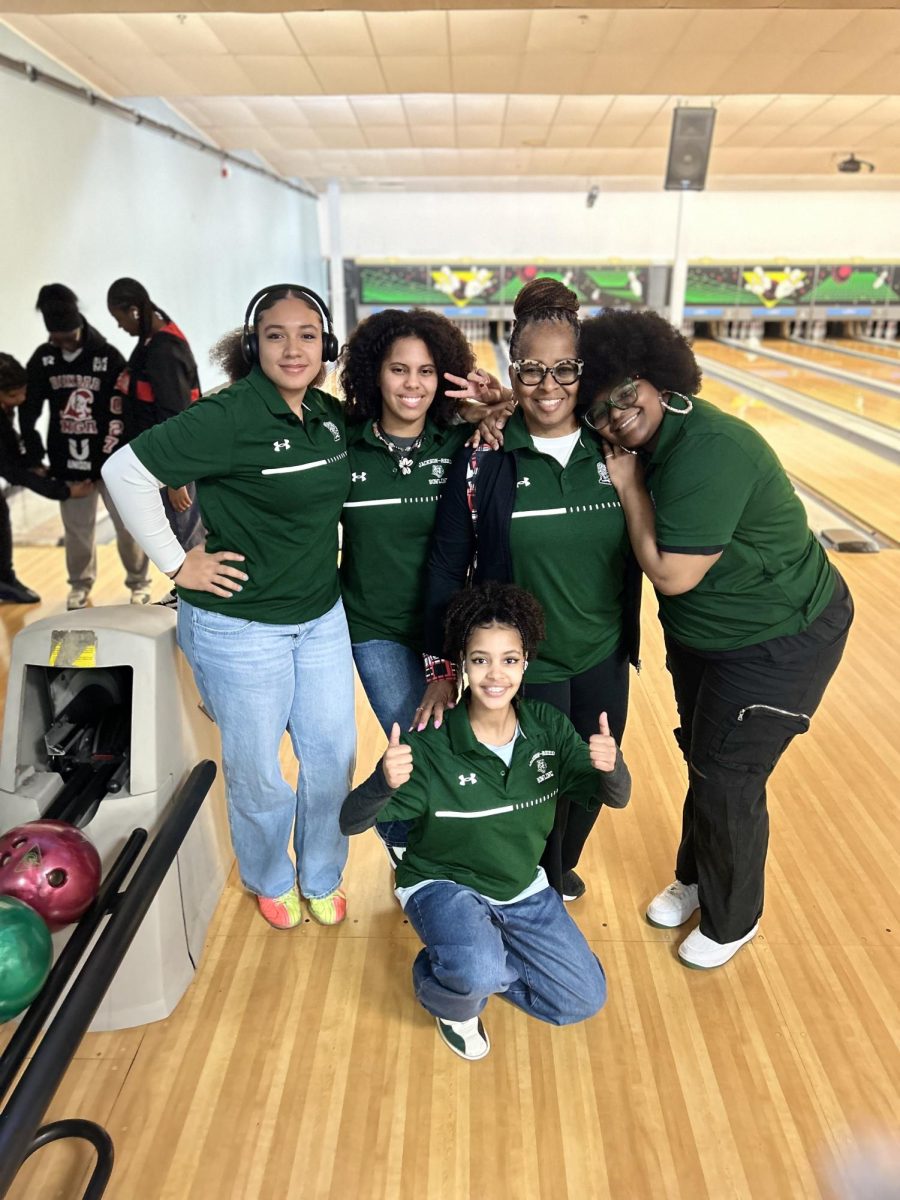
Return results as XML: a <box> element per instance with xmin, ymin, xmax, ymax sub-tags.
<box><xmin>790</xmin><ymin>338</ymin><xmax>900</xmax><ymax>369</ymax></box>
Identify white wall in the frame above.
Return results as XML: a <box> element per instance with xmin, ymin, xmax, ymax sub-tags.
<box><xmin>1</xmin><ymin>25</ymin><xmax>324</xmax><ymax>389</ymax></box>
<box><xmin>334</xmin><ymin>188</ymin><xmax>900</xmax><ymax>263</ymax></box>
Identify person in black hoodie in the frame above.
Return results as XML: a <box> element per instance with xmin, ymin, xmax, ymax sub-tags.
<box><xmin>107</xmin><ymin>278</ymin><xmax>203</xmax><ymax>555</ymax></box>
<box><xmin>0</xmin><ymin>353</ymin><xmax>93</xmax><ymax>604</ymax></box>
<box><xmin>19</xmin><ymin>284</ymin><xmax>150</xmax><ymax>610</ymax></box>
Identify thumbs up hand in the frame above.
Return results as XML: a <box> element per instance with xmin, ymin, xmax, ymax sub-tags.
<box><xmin>383</xmin><ymin>723</ymin><xmax>414</xmax><ymax>790</ymax></box>
<box><xmin>589</xmin><ymin>711</ymin><xmax>618</xmax><ymax>773</ymax></box>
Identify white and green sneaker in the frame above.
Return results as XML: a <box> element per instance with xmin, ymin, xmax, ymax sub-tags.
<box><xmin>435</xmin><ymin>1015</ymin><xmax>490</xmax><ymax>1061</ymax></box>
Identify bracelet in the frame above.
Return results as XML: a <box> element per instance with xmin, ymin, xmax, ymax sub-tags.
<box><xmin>423</xmin><ymin>655</ymin><xmax>458</xmax><ymax>684</ymax></box>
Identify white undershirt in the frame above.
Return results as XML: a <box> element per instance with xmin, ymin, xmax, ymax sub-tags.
<box><xmin>530</xmin><ymin>429</ymin><xmax>580</xmax><ymax>468</ymax></box>
<box><xmin>101</xmin><ymin>445</ymin><xmax>185</xmax><ymax>576</ymax></box>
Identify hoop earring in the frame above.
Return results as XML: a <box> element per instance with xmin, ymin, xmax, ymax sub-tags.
<box><xmin>660</xmin><ymin>391</ymin><xmax>693</xmax><ymax>415</ymax></box>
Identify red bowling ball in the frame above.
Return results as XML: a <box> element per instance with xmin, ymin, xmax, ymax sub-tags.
<box><xmin>0</xmin><ymin>820</ymin><xmax>101</xmax><ymax>931</ymax></box>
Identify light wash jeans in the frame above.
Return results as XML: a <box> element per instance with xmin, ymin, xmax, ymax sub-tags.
<box><xmin>404</xmin><ymin>881</ymin><xmax>607</xmax><ymax>1025</ymax></box>
<box><xmin>352</xmin><ymin>638</ymin><xmax>423</xmax><ymax>735</ymax></box>
<box><xmin>352</xmin><ymin>638</ymin><xmax>423</xmax><ymax>850</ymax></box>
<box><xmin>177</xmin><ymin>597</ymin><xmax>356</xmax><ymax>899</ymax></box>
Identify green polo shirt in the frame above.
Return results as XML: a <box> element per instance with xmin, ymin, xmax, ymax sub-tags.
<box><xmin>378</xmin><ymin>697</ymin><xmax>613</xmax><ymax>901</ymax></box>
<box><xmin>340</xmin><ymin>419</ymin><xmax>470</xmax><ymax>649</ymax></box>
<box><xmin>645</xmin><ymin>396</ymin><xmax>835</xmax><ymax>650</ymax></box>
<box><xmin>131</xmin><ymin>367</ymin><xmax>349</xmax><ymax>624</ymax></box>
<box><xmin>502</xmin><ymin>411</ymin><xmax>630</xmax><ymax>682</ymax></box>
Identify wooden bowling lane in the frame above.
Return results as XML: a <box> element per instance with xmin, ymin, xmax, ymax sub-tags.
<box><xmin>472</xmin><ymin>338</ymin><xmax>501</xmax><ymax>379</ymax></box>
<box><xmin>767</xmin><ymin>338</ymin><xmax>900</xmax><ymax>388</ymax></box>
<box><xmin>697</xmin><ymin>339</ymin><xmax>900</xmax><ymax>432</ymax></box>
<box><xmin>838</xmin><ymin>338</ymin><xmax>900</xmax><ymax>362</ymax></box>
<box><xmin>698</xmin><ymin>375</ymin><xmax>900</xmax><ymax>543</ymax></box>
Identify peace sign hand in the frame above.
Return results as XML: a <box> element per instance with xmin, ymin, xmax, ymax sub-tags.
<box><xmin>383</xmin><ymin>723</ymin><xmax>414</xmax><ymax>789</ymax></box>
<box><xmin>589</xmin><ymin>711</ymin><xmax>618</xmax><ymax>773</ymax></box>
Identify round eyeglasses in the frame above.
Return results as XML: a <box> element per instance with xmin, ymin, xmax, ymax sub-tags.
<box><xmin>584</xmin><ymin>377</ymin><xmax>639</xmax><ymax>430</ymax></box>
<box><xmin>511</xmin><ymin>358</ymin><xmax>583</xmax><ymax>387</ymax></box>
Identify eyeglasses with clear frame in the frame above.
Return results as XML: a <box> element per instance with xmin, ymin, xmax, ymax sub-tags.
<box><xmin>511</xmin><ymin>358</ymin><xmax>583</xmax><ymax>387</ymax></box>
<box><xmin>584</xmin><ymin>376</ymin><xmax>640</xmax><ymax>430</ymax></box>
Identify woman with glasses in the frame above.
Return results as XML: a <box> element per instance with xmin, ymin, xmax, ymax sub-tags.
<box><xmin>578</xmin><ymin>308</ymin><xmax>853</xmax><ymax>969</ymax></box>
<box><xmin>416</xmin><ymin>278</ymin><xmax>640</xmax><ymax>902</ymax></box>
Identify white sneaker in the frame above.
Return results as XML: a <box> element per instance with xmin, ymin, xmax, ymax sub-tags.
<box><xmin>678</xmin><ymin>922</ymin><xmax>759</xmax><ymax>970</ymax></box>
<box><xmin>646</xmin><ymin>880</ymin><xmax>700</xmax><ymax>928</ymax></box>
<box><xmin>129</xmin><ymin>586</ymin><xmax>152</xmax><ymax>606</ymax></box>
<box><xmin>66</xmin><ymin>587</ymin><xmax>90</xmax><ymax>611</ymax></box>
<box><xmin>435</xmin><ymin>1015</ymin><xmax>490</xmax><ymax>1061</ymax></box>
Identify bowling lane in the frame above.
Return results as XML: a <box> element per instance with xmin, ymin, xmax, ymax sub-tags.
<box><xmin>768</xmin><ymin>338</ymin><xmax>900</xmax><ymax>388</ymax></box>
<box><xmin>472</xmin><ymin>339</ymin><xmax>501</xmax><ymax>379</ymax></box>
<box><xmin>837</xmin><ymin>338</ymin><xmax>900</xmax><ymax>361</ymax></box>
<box><xmin>697</xmin><ymin>373</ymin><xmax>900</xmax><ymax>543</ymax></box>
<box><xmin>697</xmin><ymin>339</ymin><xmax>900</xmax><ymax>432</ymax></box>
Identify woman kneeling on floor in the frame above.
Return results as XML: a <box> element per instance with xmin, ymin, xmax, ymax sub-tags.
<box><xmin>340</xmin><ymin>582</ymin><xmax>630</xmax><ymax>1061</ymax></box>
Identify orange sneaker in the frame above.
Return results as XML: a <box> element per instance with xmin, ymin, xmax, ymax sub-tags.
<box><xmin>257</xmin><ymin>885</ymin><xmax>302</xmax><ymax>930</ymax></box>
<box><xmin>307</xmin><ymin>886</ymin><xmax>347</xmax><ymax>926</ymax></box>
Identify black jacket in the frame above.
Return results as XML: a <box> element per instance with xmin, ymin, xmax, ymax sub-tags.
<box><xmin>424</xmin><ymin>443</ymin><xmax>642</xmax><ymax>669</ymax></box>
<box><xmin>21</xmin><ymin>322</ymin><xmax>127</xmax><ymax>481</ymax></box>
<box><xmin>115</xmin><ymin>320</ymin><xmax>200</xmax><ymax>437</ymax></box>
<box><xmin>0</xmin><ymin>407</ymin><xmax>70</xmax><ymax>501</ymax></box>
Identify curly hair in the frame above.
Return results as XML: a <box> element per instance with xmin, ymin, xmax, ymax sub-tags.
<box><xmin>443</xmin><ymin>583</ymin><xmax>545</xmax><ymax>665</ymax></box>
<box><xmin>0</xmin><ymin>353</ymin><xmax>26</xmax><ymax>393</ymax></box>
<box><xmin>578</xmin><ymin>310</ymin><xmax>702</xmax><ymax>405</ymax></box>
<box><xmin>508</xmin><ymin>277</ymin><xmax>580</xmax><ymax>361</ymax></box>
<box><xmin>209</xmin><ymin>328</ymin><xmax>250</xmax><ymax>385</ymax></box>
<box><xmin>339</xmin><ymin>308</ymin><xmax>475</xmax><ymax>427</ymax></box>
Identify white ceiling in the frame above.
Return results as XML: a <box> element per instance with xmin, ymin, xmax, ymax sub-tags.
<box><xmin>4</xmin><ymin>4</ymin><xmax>900</xmax><ymax>191</ymax></box>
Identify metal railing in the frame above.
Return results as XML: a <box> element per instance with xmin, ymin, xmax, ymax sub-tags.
<box><xmin>0</xmin><ymin>760</ymin><xmax>217</xmax><ymax>1199</ymax></box>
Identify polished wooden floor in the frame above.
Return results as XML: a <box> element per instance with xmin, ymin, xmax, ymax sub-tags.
<box><xmin>767</xmin><ymin>338</ymin><xmax>900</xmax><ymax>389</ymax></box>
<box><xmin>697</xmin><ymin>338</ymin><xmax>900</xmax><ymax>432</ymax></box>
<box><xmin>0</xmin><ymin>533</ymin><xmax>898</xmax><ymax>1200</ymax></box>
<box><xmin>839</xmin><ymin>338</ymin><xmax>900</xmax><ymax>362</ymax></box>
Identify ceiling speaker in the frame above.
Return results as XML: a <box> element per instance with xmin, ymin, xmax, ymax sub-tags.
<box><xmin>665</xmin><ymin>107</ymin><xmax>716</xmax><ymax>191</ymax></box>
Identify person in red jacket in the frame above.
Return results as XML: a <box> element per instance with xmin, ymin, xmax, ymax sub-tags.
<box><xmin>0</xmin><ymin>352</ymin><xmax>93</xmax><ymax>604</ymax></box>
<box><xmin>107</xmin><ymin>278</ymin><xmax>204</xmax><ymax>556</ymax></box>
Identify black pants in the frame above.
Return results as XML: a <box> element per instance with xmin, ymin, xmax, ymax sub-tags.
<box><xmin>665</xmin><ymin>572</ymin><xmax>853</xmax><ymax>943</ymax></box>
<box><xmin>0</xmin><ymin>491</ymin><xmax>13</xmax><ymax>581</ymax></box>
<box><xmin>522</xmin><ymin>642</ymin><xmax>630</xmax><ymax>890</ymax></box>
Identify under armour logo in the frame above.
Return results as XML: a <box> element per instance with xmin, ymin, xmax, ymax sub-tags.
<box><xmin>273</xmin><ymin>439</ymin><xmax>291</xmax><ymax>452</ymax></box>
<box><xmin>517</xmin><ymin>477</ymin><xmax>531</xmax><ymax>487</ymax></box>
<box><xmin>351</xmin><ymin>472</ymin><xmax>367</xmax><ymax>482</ymax></box>
<box><xmin>459</xmin><ymin>773</ymin><xmax>477</xmax><ymax>786</ymax></box>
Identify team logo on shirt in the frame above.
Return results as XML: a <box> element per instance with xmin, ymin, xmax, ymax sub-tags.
<box><xmin>66</xmin><ymin>437</ymin><xmax>91</xmax><ymax>472</ymax></box>
<box><xmin>459</xmin><ymin>773</ymin><xmax>478</xmax><ymax>786</ymax></box>
<box><xmin>323</xmin><ymin>421</ymin><xmax>341</xmax><ymax>442</ymax></box>
<box><xmin>517</xmin><ymin>477</ymin><xmax>531</xmax><ymax>488</ymax></box>
<box><xmin>59</xmin><ymin>389</ymin><xmax>98</xmax><ymax>436</ymax></box>
<box><xmin>529</xmin><ymin>749</ymin><xmax>556</xmax><ymax>784</ymax></box>
<box><xmin>92</xmin><ymin>356</ymin><xmax>108</xmax><ymax>373</ymax></box>
<box><xmin>273</xmin><ymin>439</ymin><xmax>291</xmax><ymax>451</ymax></box>
<box><xmin>597</xmin><ymin>461</ymin><xmax>613</xmax><ymax>487</ymax></box>
<box><xmin>351</xmin><ymin>472</ymin><xmax>367</xmax><ymax>483</ymax></box>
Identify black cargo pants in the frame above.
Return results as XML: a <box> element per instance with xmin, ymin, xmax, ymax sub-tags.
<box><xmin>665</xmin><ymin>572</ymin><xmax>854</xmax><ymax>943</ymax></box>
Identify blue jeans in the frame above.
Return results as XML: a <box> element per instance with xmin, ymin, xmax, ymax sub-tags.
<box><xmin>405</xmin><ymin>881</ymin><xmax>606</xmax><ymax>1025</ymax></box>
<box><xmin>352</xmin><ymin>639</ymin><xmax>423</xmax><ymax>734</ymax></box>
<box><xmin>177</xmin><ymin>597</ymin><xmax>356</xmax><ymax>899</ymax></box>
<box><xmin>352</xmin><ymin>638</ymin><xmax>423</xmax><ymax>848</ymax></box>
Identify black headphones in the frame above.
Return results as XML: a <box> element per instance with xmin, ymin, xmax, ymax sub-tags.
<box><xmin>240</xmin><ymin>283</ymin><xmax>339</xmax><ymax>365</ymax></box>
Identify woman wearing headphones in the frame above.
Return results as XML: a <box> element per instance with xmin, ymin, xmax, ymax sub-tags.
<box><xmin>103</xmin><ymin>285</ymin><xmax>355</xmax><ymax>930</ymax></box>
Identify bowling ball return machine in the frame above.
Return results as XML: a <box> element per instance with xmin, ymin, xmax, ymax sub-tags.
<box><xmin>0</xmin><ymin>606</ymin><xmax>231</xmax><ymax>1031</ymax></box>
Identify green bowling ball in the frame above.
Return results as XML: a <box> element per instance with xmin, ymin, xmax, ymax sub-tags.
<box><xmin>0</xmin><ymin>895</ymin><xmax>53</xmax><ymax>1022</ymax></box>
